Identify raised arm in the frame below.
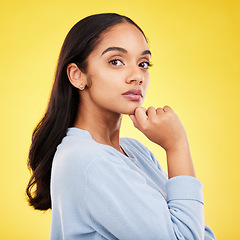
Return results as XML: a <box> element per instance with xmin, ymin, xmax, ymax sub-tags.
<box><xmin>130</xmin><ymin>105</ymin><xmax>195</xmax><ymax>178</ymax></box>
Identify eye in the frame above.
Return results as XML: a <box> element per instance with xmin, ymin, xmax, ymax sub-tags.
<box><xmin>109</xmin><ymin>59</ymin><xmax>124</xmax><ymax>66</ymax></box>
<box><xmin>139</xmin><ymin>61</ymin><xmax>152</xmax><ymax>69</ymax></box>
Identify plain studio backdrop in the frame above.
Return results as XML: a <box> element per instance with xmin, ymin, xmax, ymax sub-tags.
<box><xmin>0</xmin><ymin>1</ymin><xmax>239</xmax><ymax>239</ymax></box>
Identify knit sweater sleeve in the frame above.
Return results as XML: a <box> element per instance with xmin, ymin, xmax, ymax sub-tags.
<box><xmin>146</xmin><ymin>144</ymin><xmax>216</xmax><ymax>240</ymax></box>
<box><xmin>84</xmin><ymin>154</ymin><xmax>212</xmax><ymax>240</ymax></box>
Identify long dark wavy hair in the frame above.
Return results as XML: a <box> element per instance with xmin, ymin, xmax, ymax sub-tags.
<box><xmin>26</xmin><ymin>13</ymin><xmax>146</xmax><ymax>210</ymax></box>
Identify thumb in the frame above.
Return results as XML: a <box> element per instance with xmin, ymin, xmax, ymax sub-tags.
<box><xmin>129</xmin><ymin>114</ymin><xmax>140</xmax><ymax>129</ymax></box>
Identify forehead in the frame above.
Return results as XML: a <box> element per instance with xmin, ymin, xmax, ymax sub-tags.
<box><xmin>92</xmin><ymin>23</ymin><xmax>149</xmax><ymax>55</ymax></box>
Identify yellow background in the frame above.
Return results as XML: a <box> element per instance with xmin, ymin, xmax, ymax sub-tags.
<box><xmin>1</xmin><ymin>0</ymin><xmax>239</xmax><ymax>239</ymax></box>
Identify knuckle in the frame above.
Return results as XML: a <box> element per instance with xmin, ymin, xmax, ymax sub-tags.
<box><xmin>165</xmin><ymin>111</ymin><xmax>173</xmax><ymax>119</ymax></box>
<box><xmin>141</xmin><ymin>123</ymin><xmax>149</xmax><ymax>131</ymax></box>
<box><xmin>134</xmin><ymin>108</ymin><xmax>141</xmax><ymax>116</ymax></box>
<box><xmin>164</xmin><ymin>105</ymin><xmax>171</xmax><ymax>110</ymax></box>
<box><xmin>135</xmin><ymin>107</ymin><xmax>145</xmax><ymax>114</ymax></box>
<box><xmin>166</xmin><ymin>111</ymin><xmax>178</xmax><ymax>123</ymax></box>
<box><xmin>151</xmin><ymin>117</ymin><xmax>159</xmax><ymax>125</ymax></box>
<box><xmin>148</xmin><ymin>106</ymin><xmax>155</xmax><ymax>111</ymax></box>
<box><xmin>156</xmin><ymin>108</ymin><xmax>163</xmax><ymax>114</ymax></box>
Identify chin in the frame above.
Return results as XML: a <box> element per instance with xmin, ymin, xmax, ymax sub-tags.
<box><xmin>111</xmin><ymin>101</ymin><xmax>143</xmax><ymax>115</ymax></box>
<box><xmin>121</xmin><ymin>105</ymin><xmax>141</xmax><ymax>115</ymax></box>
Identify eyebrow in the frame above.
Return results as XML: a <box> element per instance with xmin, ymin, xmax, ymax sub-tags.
<box><xmin>101</xmin><ymin>47</ymin><xmax>151</xmax><ymax>56</ymax></box>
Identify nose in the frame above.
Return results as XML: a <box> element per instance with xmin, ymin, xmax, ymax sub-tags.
<box><xmin>126</xmin><ymin>67</ymin><xmax>144</xmax><ymax>85</ymax></box>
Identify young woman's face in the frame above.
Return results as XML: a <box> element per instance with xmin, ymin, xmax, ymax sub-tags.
<box><xmin>83</xmin><ymin>22</ymin><xmax>151</xmax><ymax>115</ymax></box>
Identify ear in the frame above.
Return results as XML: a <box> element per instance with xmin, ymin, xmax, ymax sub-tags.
<box><xmin>67</xmin><ymin>63</ymin><xmax>87</xmax><ymax>89</ymax></box>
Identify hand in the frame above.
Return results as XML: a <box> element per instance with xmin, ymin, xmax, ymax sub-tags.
<box><xmin>130</xmin><ymin>106</ymin><xmax>195</xmax><ymax>178</ymax></box>
<box><xmin>129</xmin><ymin>106</ymin><xmax>188</xmax><ymax>152</ymax></box>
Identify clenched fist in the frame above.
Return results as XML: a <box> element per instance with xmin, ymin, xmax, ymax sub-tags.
<box><xmin>129</xmin><ymin>106</ymin><xmax>195</xmax><ymax>178</ymax></box>
<box><xmin>129</xmin><ymin>106</ymin><xmax>188</xmax><ymax>152</ymax></box>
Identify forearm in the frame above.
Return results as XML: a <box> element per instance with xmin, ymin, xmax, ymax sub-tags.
<box><xmin>166</xmin><ymin>141</ymin><xmax>196</xmax><ymax>179</ymax></box>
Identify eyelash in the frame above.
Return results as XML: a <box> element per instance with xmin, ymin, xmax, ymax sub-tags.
<box><xmin>109</xmin><ymin>59</ymin><xmax>123</xmax><ymax>66</ymax></box>
<box><xmin>139</xmin><ymin>61</ymin><xmax>153</xmax><ymax>69</ymax></box>
<box><xmin>109</xmin><ymin>59</ymin><xmax>152</xmax><ymax>69</ymax></box>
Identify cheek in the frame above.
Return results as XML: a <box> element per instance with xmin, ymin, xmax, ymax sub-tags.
<box><xmin>143</xmin><ymin>75</ymin><xmax>150</xmax><ymax>95</ymax></box>
<box><xmin>86</xmin><ymin>71</ymin><xmax>121</xmax><ymax>103</ymax></box>
<box><xmin>88</xmin><ymin>69</ymin><xmax>124</xmax><ymax>90</ymax></box>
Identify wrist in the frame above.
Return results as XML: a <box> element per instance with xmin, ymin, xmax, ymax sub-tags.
<box><xmin>165</xmin><ymin>141</ymin><xmax>196</xmax><ymax>178</ymax></box>
<box><xmin>165</xmin><ymin>138</ymin><xmax>190</xmax><ymax>153</ymax></box>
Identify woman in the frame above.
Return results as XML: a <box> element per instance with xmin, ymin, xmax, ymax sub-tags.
<box><xmin>26</xmin><ymin>13</ymin><xmax>216</xmax><ymax>239</ymax></box>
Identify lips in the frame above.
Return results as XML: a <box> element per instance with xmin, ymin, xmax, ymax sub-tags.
<box><xmin>122</xmin><ymin>89</ymin><xmax>143</xmax><ymax>98</ymax></box>
<box><xmin>122</xmin><ymin>89</ymin><xmax>143</xmax><ymax>101</ymax></box>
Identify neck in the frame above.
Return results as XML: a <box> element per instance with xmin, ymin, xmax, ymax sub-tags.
<box><xmin>74</xmin><ymin>96</ymin><xmax>123</xmax><ymax>153</ymax></box>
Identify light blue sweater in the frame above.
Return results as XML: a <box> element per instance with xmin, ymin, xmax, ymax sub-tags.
<box><xmin>50</xmin><ymin>128</ymin><xmax>216</xmax><ymax>239</ymax></box>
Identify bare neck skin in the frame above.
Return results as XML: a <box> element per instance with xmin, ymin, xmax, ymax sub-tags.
<box><xmin>74</xmin><ymin>93</ymin><xmax>124</xmax><ymax>155</ymax></box>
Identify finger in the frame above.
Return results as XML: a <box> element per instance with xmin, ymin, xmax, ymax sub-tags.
<box><xmin>134</xmin><ymin>107</ymin><xmax>148</xmax><ymax>129</ymax></box>
<box><xmin>129</xmin><ymin>114</ymin><xmax>140</xmax><ymax>129</ymax></box>
<box><xmin>163</xmin><ymin>105</ymin><xmax>173</xmax><ymax>112</ymax></box>
<box><xmin>156</xmin><ymin>107</ymin><xmax>164</xmax><ymax>114</ymax></box>
<box><xmin>146</xmin><ymin>106</ymin><xmax>156</xmax><ymax>119</ymax></box>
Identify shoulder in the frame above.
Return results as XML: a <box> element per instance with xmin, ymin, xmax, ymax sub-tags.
<box><xmin>52</xmin><ymin>128</ymin><xmax>107</xmax><ymax>173</ymax></box>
